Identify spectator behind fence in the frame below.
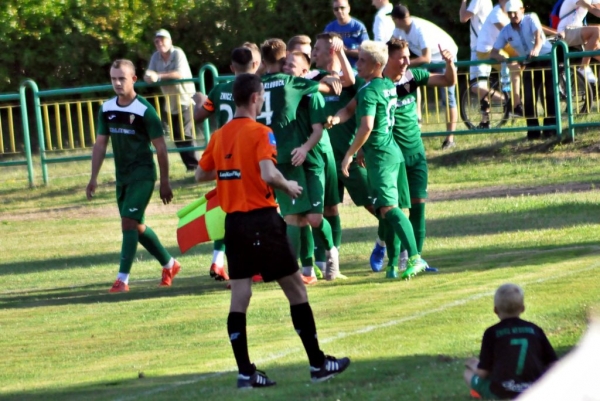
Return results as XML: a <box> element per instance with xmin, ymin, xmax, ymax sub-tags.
<box><xmin>459</xmin><ymin>0</ymin><xmax>493</xmax><ymax>85</ymax></box>
<box><xmin>476</xmin><ymin>0</ymin><xmax>523</xmax><ymax>121</ymax></box>
<box><xmin>556</xmin><ymin>0</ymin><xmax>600</xmax><ymax>84</ymax></box>
<box><xmin>324</xmin><ymin>0</ymin><xmax>369</xmax><ymax>67</ymax></box>
<box><xmin>372</xmin><ymin>0</ymin><xmax>395</xmax><ymax>43</ymax></box>
<box><xmin>144</xmin><ymin>29</ymin><xmax>199</xmax><ymax>171</ymax></box>
<box><xmin>391</xmin><ymin>4</ymin><xmax>459</xmax><ymax>150</ymax></box>
<box><xmin>490</xmin><ymin>0</ymin><xmax>557</xmax><ymax>140</ymax></box>
<box><xmin>463</xmin><ymin>283</ymin><xmax>558</xmax><ymax>400</ymax></box>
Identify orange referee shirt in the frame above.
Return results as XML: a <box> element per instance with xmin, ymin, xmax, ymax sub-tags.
<box><xmin>199</xmin><ymin>117</ymin><xmax>278</xmax><ymax>213</ymax></box>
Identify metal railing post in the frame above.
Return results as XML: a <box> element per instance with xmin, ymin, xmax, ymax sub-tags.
<box><xmin>198</xmin><ymin>63</ymin><xmax>220</xmax><ymax>143</ymax></box>
<box><xmin>18</xmin><ymin>80</ymin><xmax>38</xmax><ymax>187</ymax></box>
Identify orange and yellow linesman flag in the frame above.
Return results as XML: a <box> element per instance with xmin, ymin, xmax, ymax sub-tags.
<box><xmin>176</xmin><ymin>188</ymin><xmax>226</xmax><ymax>254</ymax></box>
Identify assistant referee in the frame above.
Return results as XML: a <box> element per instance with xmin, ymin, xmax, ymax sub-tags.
<box><xmin>195</xmin><ymin>73</ymin><xmax>350</xmax><ymax>389</ymax></box>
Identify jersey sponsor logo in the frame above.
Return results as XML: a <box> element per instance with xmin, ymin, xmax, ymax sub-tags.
<box><xmin>220</xmin><ymin>92</ymin><xmax>233</xmax><ymax>101</ymax></box>
<box><xmin>263</xmin><ymin>79</ymin><xmax>285</xmax><ymax>89</ymax></box>
<box><xmin>109</xmin><ymin>127</ymin><xmax>136</xmax><ymax>135</ymax></box>
<box><xmin>218</xmin><ymin>169</ymin><xmax>241</xmax><ymax>180</ymax></box>
<box><xmin>397</xmin><ymin>97</ymin><xmax>416</xmax><ymax>107</ymax></box>
<box><xmin>268</xmin><ymin>132</ymin><xmax>277</xmax><ymax>145</ymax></box>
<box><xmin>129</xmin><ymin>114</ymin><xmax>135</xmax><ymax>124</ymax></box>
<box><xmin>382</xmin><ymin>88</ymin><xmax>396</xmax><ymax>98</ymax></box>
<box><xmin>501</xmin><ymin>380</ymin><xmax>531</xmax><ymax>393</ymax></box>
<box><xmin>108</xmin><ymin>114</ymin><xmax>116</xmax><ymax>120</ymax></box>
<box><xmin>324</xmin><ymin>95</ymin><xmax>340</xmax><ymax>102</ymax></box>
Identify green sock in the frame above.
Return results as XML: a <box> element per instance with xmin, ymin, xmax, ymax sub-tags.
<box><xmin>313</xmin><ymin>228</ymin><xmax>326</xmax><ymax>264</ymax></box>
<box><xmin>119</xmin><ymin>229</ymin><xmax>139</xmax><ymax>274</ymax></box>
<box><xmin>287</xmin><ymin>224</ymin><xmax>302</xmax><ymax>259</ymax></box>
<box><xmin>325</xmin><ymin>214</ymin><xmax>342</xmax><ymax>248</ymax></box>
<box><xmin>313</xmin><ymin>219</ymin><xmax>334</xmax><ymax>250</ymax></box>
<box><xmin>300</xmin><ymin>225</ymin><xmax>314</xmax><ymax>267</ymax></box>
<box><xmin>384</xmin><ymin>219</ymin><xmax>400</xmax><ymax>267</ymax></box>
<box><xmin>138</xmin><ymin>226</ymin><xmax>171</xmax><ymax>266</ymax></box>
<box><xmin>213</xmin><ymin>239</ymin><xmax>226</xmax><ymax>252</ymax></box>
<box><xmin>409</xmin><ymin>203</ymin><xmax>426</xmax><ymax>254</ymax></box>
<box><xmin>377</xmin><ymin>218</ymin><xmax>386</xmax><ymax>243</ymax></box>
<box><xmin>384</xmin><ymin>207</ymin><xmax>418</xmax><ymax>256</ymax></box>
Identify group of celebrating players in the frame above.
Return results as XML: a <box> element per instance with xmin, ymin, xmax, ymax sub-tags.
<box><xmin>194</xmin><ymin>34</ymin><xmax>457</xmax><ymax>284</ymax></box>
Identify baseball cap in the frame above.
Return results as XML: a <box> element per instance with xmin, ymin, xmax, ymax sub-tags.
<box><xmin>390</xmin><ymin>4</ymin><xmax>409</xmax><ymax>19</ymax></box>
<box><xmin>505</xmin><ymin>0</ymin><xmax>524</xmax><ymax>12</ymax></box>
<box><xmin>155</xmin><ymin>29</ymin><xmax>171</xmax><ymax>39</ymax></box>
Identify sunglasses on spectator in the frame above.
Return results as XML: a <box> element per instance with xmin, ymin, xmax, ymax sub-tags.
<box><xmin>333</xmin><ymin>6</ymin><xmax>347</xmax><ymax>11</ymax></box>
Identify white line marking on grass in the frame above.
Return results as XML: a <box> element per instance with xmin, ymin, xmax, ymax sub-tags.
<box><xmin>112</xmin><ymin>261</ymin><xmax>600</xmax><ymax>401</ymax></box>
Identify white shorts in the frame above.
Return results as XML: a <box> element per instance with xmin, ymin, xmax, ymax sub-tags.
<box><xmin>470</xmin><ymin>50</ymin><xmax>492</xmax><ymax>80</ymax></box>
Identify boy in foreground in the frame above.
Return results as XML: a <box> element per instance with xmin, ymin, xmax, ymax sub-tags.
<box><xmin>464</xmin><ymin>284</ymin><xmax>557</xmax><ymax>399</ymax></box>
<box><xmin>196</xmin><ymin>73</ymin><xmax>350</xmax><ymax>388</ymax></box>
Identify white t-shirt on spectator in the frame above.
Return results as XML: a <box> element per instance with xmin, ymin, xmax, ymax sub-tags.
<box><xmin>476</xmin><ymin>4</ymin><xmax>510</xmax><ymax>52</ymax></box>
<box><xmin>493</xmin><ymin>13</ymin><xmax>553</xmax><ymax>57</ymax></box>
<box><xmin>392</xmin><ymin>17</ymin><xmax>458</xmax><ymax>61</ymax></box>
<box><xmin>373</xmin><ymin>4</ymin><xmax>395</xmax><ymax>42</ymax></box>
<box><xmin>557</xmin><ymin>0</ymin><xmax>600</xmax><ymax>32</ymax></box>
<box><xmin>467</xmin><ymin>0</ymin><xmax>494</xmax><ymax>50</ymax></box>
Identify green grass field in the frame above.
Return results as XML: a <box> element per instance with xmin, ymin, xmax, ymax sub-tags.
<box><xmin>1</xmin><ymin>132</ymin><xmax>600</xmax><ymax>401</ymax></box>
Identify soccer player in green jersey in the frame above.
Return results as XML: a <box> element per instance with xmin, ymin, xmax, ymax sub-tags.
<box><xmin>193</xmin><ymin>47</ymin><xmax>260</xmax><ymax>282</ymax></box>
<box><xmin>385</xmin><ymin>38</ymin><xmax>456</xmax><ymax>271</ymax></box>
<box><xmin>259</xmin><ymin>38</ymin><xmax>342</xmax><ymax>280</ymax></box>
<box><xmin>311</xmin><ymin>33</ymin><xmax>389</xmax><ymax>273</ymax></box>
<box><xmin>86</xmin><ymin>59</ymin><xmax>180</xmax><ymax>293</ymax></box>
<box><xmin>327</xmin><ymin>41</ymin><xmax>427</xmax><ymax>279</ymax></box>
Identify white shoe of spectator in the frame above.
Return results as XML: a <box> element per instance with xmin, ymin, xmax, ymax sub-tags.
<box><xmin>578</xmin><ymin>67</ymin><xmax>597</xmax><ymax>85</ymax></box>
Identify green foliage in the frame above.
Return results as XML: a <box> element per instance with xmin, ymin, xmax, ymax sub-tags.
<box><xmin>0</xmin><ymin>0</ymin><xmax>581</xmax><ymax>92</ymax></box>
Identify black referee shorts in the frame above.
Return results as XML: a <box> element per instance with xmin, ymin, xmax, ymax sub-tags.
<box><xmin>224</xmin><ymin>207</ymin><xmax>299</xmax><ymax>282</ymax></box>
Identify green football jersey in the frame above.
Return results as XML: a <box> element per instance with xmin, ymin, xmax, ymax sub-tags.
<box><xmin>355</xmin><ymin>77</ymin><xmax>402</xmax><ymax>166</ymax></box>
<box><xmin>97</xmin><ymin>95</ymin><xmax>164</xmax><ymax>184</ymax></box>
<box><xmin>312</xmin><ymin>70</ymin><xmax>365</xmax><ymax>162</ymax></box>
<box><xmin>258</xmin><ymin>73</ymin><xmax>320</xmax><ymax>164</ymax></box>
<box><xmin>205</xmin><ymin>80</ymin><xmax>236</xmax><ymax>128</ymax></box>
<box><xmin>392</xmin><ymin>68</ymin><xmax>429</xmax><ymax>156</ymax></box>
<box><xmin>295</xmin><ymin>92</ymin><xmax>327</xmax><ymax>168</ymax></box>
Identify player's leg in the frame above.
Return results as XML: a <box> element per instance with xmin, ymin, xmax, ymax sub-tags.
<box><xmin>405</xmin><ymin>151</ymin><xmax>428</xmax><ymax>254</ymax></box>
<box><xmin>322</xmin><ymin>149</ymin><xmax>342</xmax><ymax>248</ymax></box>
<box><xmin>441</xmin><ymin>83</ymin><xmax>458</xmax><ymax>149</ymax></box>
<box><xmin>299</xmin><ymin>224</ymin><xmax>319</xmax><ymax>284</ymax></box>
<box><xmin>172</xmin><ymin>107</ymin><xmax>199</xmax><ymax>171</ymax></box>
<box><xmin>209</xmin><ymin>239</ymin><xmax>229</xmax><ymax>281</ymax></box>
<box><xmin>223</xmin><ymin>209</ymin><xmax>273</xmax><ymax>388</ymax></box>
<box><xmin>276</xmin><ymin>163</ymin><xmax>311</xmax><ymax>257</ymax></box>
<box><xmin>304</xmin><ymin>163</ymin><xmax>340</xmax><ymax>280</ymax></box>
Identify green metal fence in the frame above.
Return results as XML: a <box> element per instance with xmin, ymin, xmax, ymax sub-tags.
<box><xmin>2</xmin><ymin>41</ymin><xmax>597</xmax><ymax>186</ymax></box>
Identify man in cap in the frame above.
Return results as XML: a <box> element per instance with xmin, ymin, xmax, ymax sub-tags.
<box><xmin>145</xmin><ymin>29</ymin><xmax>199</xmax><ymax>171</ymax></box>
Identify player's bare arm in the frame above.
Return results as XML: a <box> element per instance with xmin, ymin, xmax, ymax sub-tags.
<box><xmin>330</xmin><ymin>37</ymin><xmax>356</xmax><ymax>87</ymax></box>
<box><xmin>86</xmin><ymin>134</ymin><xmax>109</xmax><ymax>200</ymax></box>
<box><xmin>259</xmin><ymin>159</ymin><xmax>303</xmax><ymax>198</ymax></box>
<box><xmin>318</xmin><ymin>77</ymin><xmax>343</xmax><ymax>95</ymax></box>
<box><xmin>490</xmin><ymin>47</ymin><xmax>506</xmax><ymax>62</ymax></box>
<box><xmin>427</xmin><ymin>45</ymin><xmax>457</xmax><ymax>87</ymax></box>
<box><xmin>291</xmin><ymin>123</ymin><xmax>324</xmax><ymax>166</ymax></box>
<box><xmin>325</xmin><ymin>98</ymin><xmax>357</xmax><ymax>128</ymax></box>
<box><xmin>459</xmin><ymin>0</ymin><xmax>475</xmax><ymax>23</ymax></box>
<box><xmin>341</xmin><ymin>115</ymin><xmax>373</xmax><ymax>177</ymax></box>
<box><xmin>151</xmin><ymin>136</ymin><xmax>173</xmax><ymax>204</ymax></box>
<box><xmin>195</xmin><ymin>166</ymin><xmax>217</xmax><ymax>182</ymax></box>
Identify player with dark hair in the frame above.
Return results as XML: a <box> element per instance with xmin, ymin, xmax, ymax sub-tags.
<box><xmin>196</xmin><ymin>73</ymin><xmax>350</xmax><ymax>388</ymax></box>
<box><xmin>86</xmin><ymin>59</ymin><xmax>180</xmax><ymax>292</ymax></box>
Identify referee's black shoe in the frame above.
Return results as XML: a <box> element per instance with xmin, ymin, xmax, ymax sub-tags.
<box><xmin>310</xmin><ymin>355</ymin><xmax>351</xmax><ymax>383</ymax></box>
<box><xmin>237</xmin><ymin>365</ymin><xmax>276</xmax><ymax>389</ymax></box>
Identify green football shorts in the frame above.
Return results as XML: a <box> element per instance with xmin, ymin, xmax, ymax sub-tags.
<box><xmin>321</xmin><ymin>148</ymin><xmax>340</xmax><ymax>207</ymax></box>
<box><xmin>367</xmin><ymin>160</ymin><xmax>410</xmax><ymax>210</ymax></box>
<box><xmin>336</xmin><ymin>159</ymin><xmax>371</xmax><ymax>207</ymax></box>
<box><xmin>276</xmin><ymin>163</ymin><xmax>325</xmax><ymax>216</ymax></box>
<box><xmin>404</xmin><ymin>150</ymin><xmax>429</xmax><ymax>200</ymax></box>
<box><xmin>116</xmin><ymin>180</ymin><xmax>155</xmax><ymax>223</ymax></box>
<box><xmin>470</xmin><ymin>375</ymin><xmax>500</xmax><ymax>400</ymax></box>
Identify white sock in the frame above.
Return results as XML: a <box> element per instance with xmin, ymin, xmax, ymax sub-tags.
<box><xmin>212</xmin><ymin>250</ymin><xmax>225</xmax><ymax>266</ymax></box>
<box><xmin>117</xmin><ymin>273</ymin><xmax>130</xmax><ymax>284</ymax></box>
<box><xmin>315</xmin><ymin>261</ymin><xmax>326</xmax><ymax>271</ymax></box>
<box><xmin>163</xmin><ymin>258</ymin><xmax>175</xmax><ymax>269</ymax></box>
<box><xmin>376</xmin><ymin>238</ymin><xmax>386</xmax><ymax>247</ymax></box>
<box><xmin>302</xmin><ymin>266</ymin><xmax>315</xmax><ymax>277</ymax></box>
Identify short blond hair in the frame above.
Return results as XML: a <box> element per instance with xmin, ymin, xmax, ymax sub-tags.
<box><xmin>360</xmin><ymin>40</ymin><xmax>388</xmax><ymax>67</ymax></box>
<box><xmin>494</xmin><ymin>283</ymin><xmax>525</xmax><ymax>315</ymax></box>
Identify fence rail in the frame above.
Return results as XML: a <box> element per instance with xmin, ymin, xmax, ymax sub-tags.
<box><xmin>2</xmin><ymin>41</ymin><xmax>597</xmax><ymax>186</ymax></box>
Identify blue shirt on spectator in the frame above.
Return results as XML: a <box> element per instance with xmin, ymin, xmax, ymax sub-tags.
<box><xmin>324</xmin><ymin>18</ymin><xmax>369</xmax><ymax>66</ymax></box>
<box><xmin>493</xmin><ymin>13</ymin><xmax>552</xmax><ymax>57</ymax></box>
